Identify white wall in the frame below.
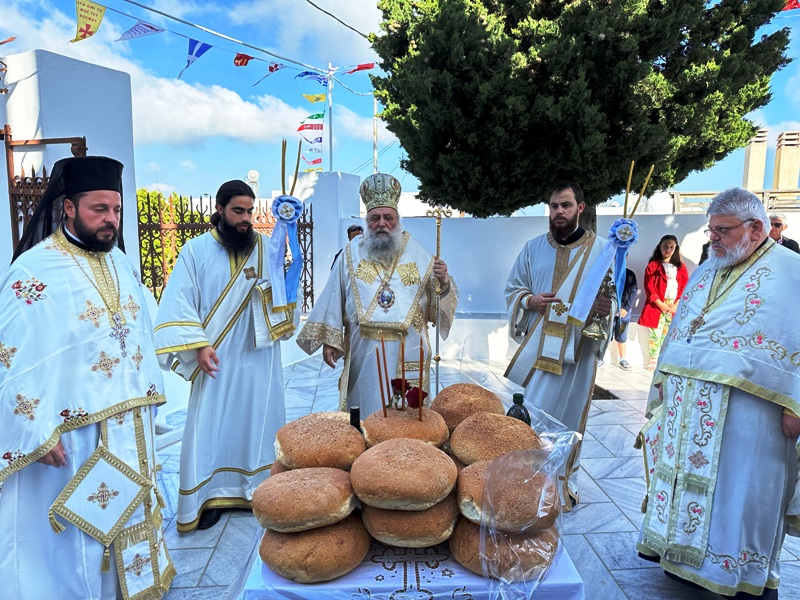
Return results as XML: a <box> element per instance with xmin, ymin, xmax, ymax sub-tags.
<box><xmin>0</xmin><ymin>49</ymin><xmax>136</xmax><ymax>272</ymax></box>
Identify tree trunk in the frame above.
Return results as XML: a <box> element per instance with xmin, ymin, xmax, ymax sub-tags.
<box><xmin>580</xmin><ymin>203</ymin><xmax>598</xmax><ymax>233</ymax></box>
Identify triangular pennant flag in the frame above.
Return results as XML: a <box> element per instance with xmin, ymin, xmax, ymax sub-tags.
<box><xmin>300</xmin><ymin>135</ymin><xmax>323</xmax><ymax>145</ymax></box>
<box><xmin>295</xmin><ymin>71</ymin><xmax>328</xmax><ymax>86</ymax></box>
<box><xmin>70</xmin><ymin>0</ymin><xmax>107</xmax><ymax>43</ymax></box>
<box><xmin>116</xmin><ymin>20</ymin><xmax>164</xmax><ymax>42</ymax></box>
<box><xmin>343</xmin><ymin>63</ymin><xmax>375</xmax><ymax>75</ymax></box>
<box><xmin>301</xmin><ymin>113</ymin><xmax>325</xmax><ymax>123</ymax></box>
<box><xmin>252</xmin><ymin>62</ymin><xmax>285</xmax><ymax>86</ymax></box>
<box><xmin>0</xmin><ymin>37</ymin><xmax>17</xmax><ymax>46</ymax></box>
<box><xmin>178</xmin><ymin>39</ymin><xmax>212</xmax><ymax>79</ymax></box>
<box><xmin>303</xmin><ymin>93</ymin><xmax>326</xmax><ymax>104</ymax></box>
<box><xmin>297</xmin><ymin>123</ymin><xmax>324</xmax><ymax>132</ymax></box>
<box><xmin>784</xmin><ymin>0</ymin><xmax>799</xmax><ymax>9</ymax></box>
<box><xmin>302</xmin><ymin>156</ymin><xmax>323</xmax><ymax>165</ymax></box>
<box><xmin>234</xmin><ymin>53</ymin><xmax>254</xmax><ymax>66</ymax></box>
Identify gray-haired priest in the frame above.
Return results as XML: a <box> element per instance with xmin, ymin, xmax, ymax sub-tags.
<box><xmin>637</xmin><ymin>187</ymin><xmax>800</xmax><ymax>598</ymax></box>
<box><xmin>0</xmin><ymin>156</ymin><xmax>173</xmax><ymax>599</ymax></box>
<box><xmin>296</xmin><ymin>173</ymin><xmax>458</xmax><ymax>416</ymax></box>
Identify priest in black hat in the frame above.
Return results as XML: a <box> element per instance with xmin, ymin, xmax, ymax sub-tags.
<box><xmin>0</xmin><ymin>156</ymin><xmax>174</xmax><ymax>599</ymax></box>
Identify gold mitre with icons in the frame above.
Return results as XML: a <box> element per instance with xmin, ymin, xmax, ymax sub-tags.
<box><xmin>360</xmin><ymin>173</ymin><xmax>401</xmax><ymax>212</ymax></box>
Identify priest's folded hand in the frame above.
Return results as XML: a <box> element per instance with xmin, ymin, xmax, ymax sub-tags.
<box><xmin>37</xmin><ymin>439</ymin><xmax>67</xmax><ymax>468</ymax></box>
<box><xmin>782</xmin><ymin>413</ymin><xmax>800</xmax><ymax>439</ymax></box>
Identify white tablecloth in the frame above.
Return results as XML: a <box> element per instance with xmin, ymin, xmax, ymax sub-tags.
<box><xmin>238</xmin><ymin>541</ymin><xmax>584</xmax><ymax>600</ymax></box>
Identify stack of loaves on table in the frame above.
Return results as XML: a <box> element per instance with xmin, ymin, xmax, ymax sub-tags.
<box><xmin>252</xmin><ymin>383</ymin><xmax>561</xmax><ymax>584</ymax></box>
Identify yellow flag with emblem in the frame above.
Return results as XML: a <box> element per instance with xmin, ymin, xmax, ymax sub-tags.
<box><xmin>302</xmin><ymin>93</ymin><xmax>326</xmax><ymax>104</ymax></box>
<box><xmin>71</xmin><ymin>0</ymin><xmax>107</xmax><ymax>43</ymax></box>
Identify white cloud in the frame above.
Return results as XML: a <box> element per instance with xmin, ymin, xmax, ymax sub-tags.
<box><xmin>334</xmin><ymin>104</ymin><xmax>394</xmax><ymax>144</ymax></box>
<box><xmin>146</xmin><ymin>161</ymin><xmax>162</xmax><ymax>172</ymax></box>
<box><xmin>180</xmin><ymin>159</ymin><xmax>197</xmax><ymax>171</ymax></box>
<box><xmin>144</xmin><ymin>182</ymin><xmax>176</xmax><ymax>194</ymax></box>
<box><xmin>229</xmin><ymin>0</ymin><xmax>381</xmax><ymax>68</ymax></box>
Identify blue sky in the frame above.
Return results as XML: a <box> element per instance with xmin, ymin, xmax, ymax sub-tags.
<box><xmin>2</xmin><ymin>1</ymin><xmax>799</xmax><ymax>205</ymax></box>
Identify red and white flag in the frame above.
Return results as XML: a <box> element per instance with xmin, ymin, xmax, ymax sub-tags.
<box><xmin>343</xmin><ymin>63</ymin><xmax>375</xmax><ymax>75</ymax></box>
<box><xmin>234</xmin><ymin>53</ymin><xmax>254</xmax><ymax>66</ymax></box>
<box><xmin>297</xmin><ymin>123</ymin><xmax>323</xmax><ymax>132</ymax></box>
<box><xmin>252</xmin><ymin>62</ymin><xmax>285</xmax><ymax>86</ymax></box>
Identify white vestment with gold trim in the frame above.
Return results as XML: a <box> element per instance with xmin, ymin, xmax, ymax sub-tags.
<box><xmin>504</xmin><ymin>230</ymin><xmax>610</xmax><ymax>506</ymax></box>
<box><xmin>296</xmin><ymin>232</ymin><xmax>458</xmax><ymax>417</ymax></box>
<box><xmin>154</xmin><ymin>230</ymin><xmax>296</xmax><ymax>532</ymax></box>
<box><xmin>637</xmin><ymin>240</ymin><xmax>800</xmax><ymax>596</ymax></box>
<box><xmin>0</xmin><ymin>230</ymin><xmax>173</xmax><ymax>600</ymax></box>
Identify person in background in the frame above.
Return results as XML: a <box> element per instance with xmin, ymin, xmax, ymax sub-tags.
<box><xmin>637</xmin><ymin>234</ymin><xmax>688</xmax><ymax>370</ymax></box>
<box><xmin>768</xmin><ymin>212</ymin><xmax>800</xmax><ymax>253</ymax></box>
<box><xmin>331</xmin><ymin>224</ymin><xmax>364</xmax><ymax>269</ymax></box>
<box><xmin>614</xmin><ymin>266</ymin><xmax>638</xmax><ymax>371</ymax></box>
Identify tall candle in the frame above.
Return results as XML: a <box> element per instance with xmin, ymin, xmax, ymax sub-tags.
<box><xmin>376</xmin><ymin>347</ymin><xmax>387</xmax><ymax>417</ymax></box>
<box><xmin>419</xmin><ymin>340</ymin><xmax>424</xmax><ymax>421</ymax></box>
<box><xmin>380</xmin><ymin>333</ymin><xmax>391</xmax><ymax>408</ymax></box>
<box><xmin>401</xmin><ymin>336</ymin><xmax>406</xmax><ymax>410</ymax></box>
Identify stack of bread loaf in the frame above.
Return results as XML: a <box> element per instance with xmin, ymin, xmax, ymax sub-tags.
<box><xmin>253</xmin><ymin>383</ymin><xmax>562</xmax><ymax>585</ymax></box>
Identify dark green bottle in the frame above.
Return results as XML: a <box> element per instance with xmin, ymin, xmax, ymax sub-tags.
<box><xmin>506</xmin><ymin>393</ymin><xmax>531</xmax><ymax>426</ymax></box>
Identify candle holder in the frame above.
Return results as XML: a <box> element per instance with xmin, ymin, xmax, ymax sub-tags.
<box><xmin>582</xmin><ymin>270</ymin><xmax>616</xmax><ymax>341</ymax></box>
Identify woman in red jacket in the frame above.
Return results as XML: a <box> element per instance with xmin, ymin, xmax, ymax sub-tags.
<box><xmin>637</xmin><ymin>234</ymin><xmax>689</xmax><ymax>370</ymax></box>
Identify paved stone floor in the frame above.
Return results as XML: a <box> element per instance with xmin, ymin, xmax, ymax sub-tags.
<box><xmin>156</xmin><ymin>317</ymin><xmax>800</xmax><ymax>599</ymax></box>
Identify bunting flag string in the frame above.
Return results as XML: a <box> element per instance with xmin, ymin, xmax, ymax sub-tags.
<box><xmin>303</xmin><ymin>93</ymin><xmax>326</xmax><ymax>104</ymax></box>
<box><xmin>71</xmin><ymin>0</ymin><xmax>107</xmax><ymax>43</ymax></box>
<box><xmin>178</xmin><ymin>39</ymin><xmax>212</xmax><ymax>79</ymax></box>
<box><xmin>295</xmin><ymin>71</ymin><xmax>329</xmax><ymax>86</ymax></box>
<box><xmin>343</xmin><ymin>62</ymin><xmax>375</xmax><ymax>75</ymax></box>
<box><xmin>116</xmin><ymin>19</ymin><xmax>164</xmax><ymax>41</ymax></box>
<box><xmin>233</xmin><ymin>53</ymin><xmax>254</xmax><ymax>66</ymax></box>
<box><xmin>252</xmin><ymin>62</ymin><xmax>285</xmax><ymax>86</ymax></box>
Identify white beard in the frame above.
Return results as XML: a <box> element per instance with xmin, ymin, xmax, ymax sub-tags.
<box><xmin>360</xmin><ymin>225</ymin><xmax>404</xmax><ymax>265</ymax></box>
<box><xmin>705</xmin><ymin>235</ymin><xmax>753</xmax><ymax>270</ymax></box>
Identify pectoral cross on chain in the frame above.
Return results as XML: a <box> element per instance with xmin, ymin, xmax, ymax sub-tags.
<box><xmin>110</xmin><ymin>312</ymin><xmax>131</xmax><ymax>357</ymax></box>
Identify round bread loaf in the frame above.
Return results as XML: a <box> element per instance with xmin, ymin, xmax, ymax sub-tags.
<box><xmin>362</xmin><ymin>407</ymin><xmax>448</xmax><ymax>448</ymax></box>
<box><xmin>430</xmin><ymin>383</ymin><xmax>505</xmax><ymax>434</ymax></box>
<box><xmin>269</xmin><ymin>460</ymin><xmax>290</xmax><ymax>476</ymax></box>
<box><xmin>259</xmin><ymin>514</ymin><xmax>370</xmax><ymax>583</ymax></box>
<box><xmin>361</xmin><ymin>493</ymin><xmax>458</xmax><ymax>548</ymax></box>
<box><xmin>457</xmin><ymin>458</ymin><xmax>558</xmax><ymax>532</ymax></box>
<box><xmin>450</xmin><ymin>413</ymin><xmax>543</xmax><ymax>465</ymax></box>
<box><xmin>350</xmin><ymin>438</ymin><xmax>457</xmax><ymax>510</ymax></box>
<box><xmin>252</xmin><ymin>467</ymin><xmax>357</xmax><ymax>533</ymax></box>
<box><xmin>275</xmin><ymin>412</ymin><xmax>366</xmax><ymax>470</ymax></box>
<box><xmin>449</xmin><ymin>517</ymin><xmax>559</xmax><ymax>582</ymax></box>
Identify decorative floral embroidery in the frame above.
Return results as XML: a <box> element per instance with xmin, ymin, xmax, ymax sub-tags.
<box><xmin>60</xmin><ymin>408</ymin><xmax>89</xmax><ymax>423</ymax></box>
<box><xmin>124</xmin><ymin>553</ymin><xmax>152</xmax><ymax>577</ymax></box>
<box><xmin>397</xmin><ymin>263</ymin><xmax>421</xmax><ymax>286</ymax></box>
<box><xmin>441</xmin><ymin>568</ymin><xmax>455</xmax><ymax>578</ymax></box>
<box><xmin>91</xmin><ymin>351</ymin><xmax>120</xmax><ymax>378</ymax></box>
<box><xmin>3</xmin><ymin>450</ymin><xmax>25</xmax><ymax>465</ymax></box>
<box><xmin>87</xmin><ymin>482</ymin><xmax>119</xmax><ymax>509</ymax></box>
<box><xmin>243</xmin><ymin>267</ymin><xmax>257</xmax><ymax>280</ymax></box>
<box><xmin>687</xmin><ymin>450</ymin><xmax>709</xmax><ymax>469</ymax></box>
<box><xmin>0</xmin><ymin>342</ymin><xmax>17</xmax><ymax>369</ymax></box>
<box><xmin>110</xmin><ymin>409</ymin><xmax>132</xmax><ymax>425</ymax></box>
<box><xmin>132</xmin><ymin>346</ymin><xmax>143</xmax><ymax>370</ymax></box>
<box><xmin>13</xmin><ymin>393</ymin><xmax>40</xmax><ymax>421</ymax></box>
<box><xmin>78</xmin><ymin>300</ymin><xmax>107</xmax><ymax>328</ymax></box>
<box><xmin>665</xmin><ymin>442</ymin><xmax>675</xmax><ymax>459</ymax></box>
<box><xmin>11</xmin><ymin>279</ymin><xmax>47</xmax><ymax>305</ymax></box>
<box><xmin>655</xmin><ymin>489</ymin><xmax>669</xmax><ymax>524</ymax></box>
<box><xmin>705</xmin><ymin>545</ymin><xmax>769</xmax><ymax>574</ymax></box>
<box><xmin>355</xmin><ymin>260</ymin><xmax>379</xmax><ymax>284</ymax></box>
<box><xmin>682</xmin><ymin>501</ymin><xmax>704</xmax><ymax>534</ymax></box>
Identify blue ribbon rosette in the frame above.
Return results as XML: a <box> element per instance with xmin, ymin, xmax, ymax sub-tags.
<box><xmin>608</xmin><ymin>218</ymin><xmax>639</xmax><ymax>309</ymax></box>
<box><xmin>269</xmin><ymin>195</ymin><xmax>304</xmax><ymax>311</ymax></box>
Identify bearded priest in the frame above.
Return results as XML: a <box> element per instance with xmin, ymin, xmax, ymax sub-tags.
<box><xmin>296</xmin><ymin>173</ymin><xmax>458</xmax><ymax>416</ymax></box>
<box><xmin>0</xmin><ymin>156</ymin><xmax>173</xmax><ymax>599</ymax></box>
<box><xmin>154</xmin><ymin>180</ymin><xmax>300</xmax><ymax>532</ymax></box>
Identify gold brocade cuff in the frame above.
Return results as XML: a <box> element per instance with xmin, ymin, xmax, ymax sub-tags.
<box><xmin>783</xmin><ymin>408</ymin><xmax>800</xmax><ymax>419</ymax></box>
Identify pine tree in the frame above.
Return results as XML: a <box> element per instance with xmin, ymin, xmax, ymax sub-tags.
<box><xmin>371</xmin><ymin>0</ymin><xmax>791</xmax><ymax>217</ymax></box>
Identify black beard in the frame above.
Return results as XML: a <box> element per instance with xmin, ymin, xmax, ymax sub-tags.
<box><xmin>73</xmin><ymin>211</ymin><xmax>118</xmax><ymax>252</ymax></box>
<box><xmin>217</xmin><ymin>219</ymin><xmax>255</xmax><ymax>254</ymax></box>
<box><xmin>549</xmin><ymin>213</ymin><xmax>580</xmax><ymax>242</ymax></box>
